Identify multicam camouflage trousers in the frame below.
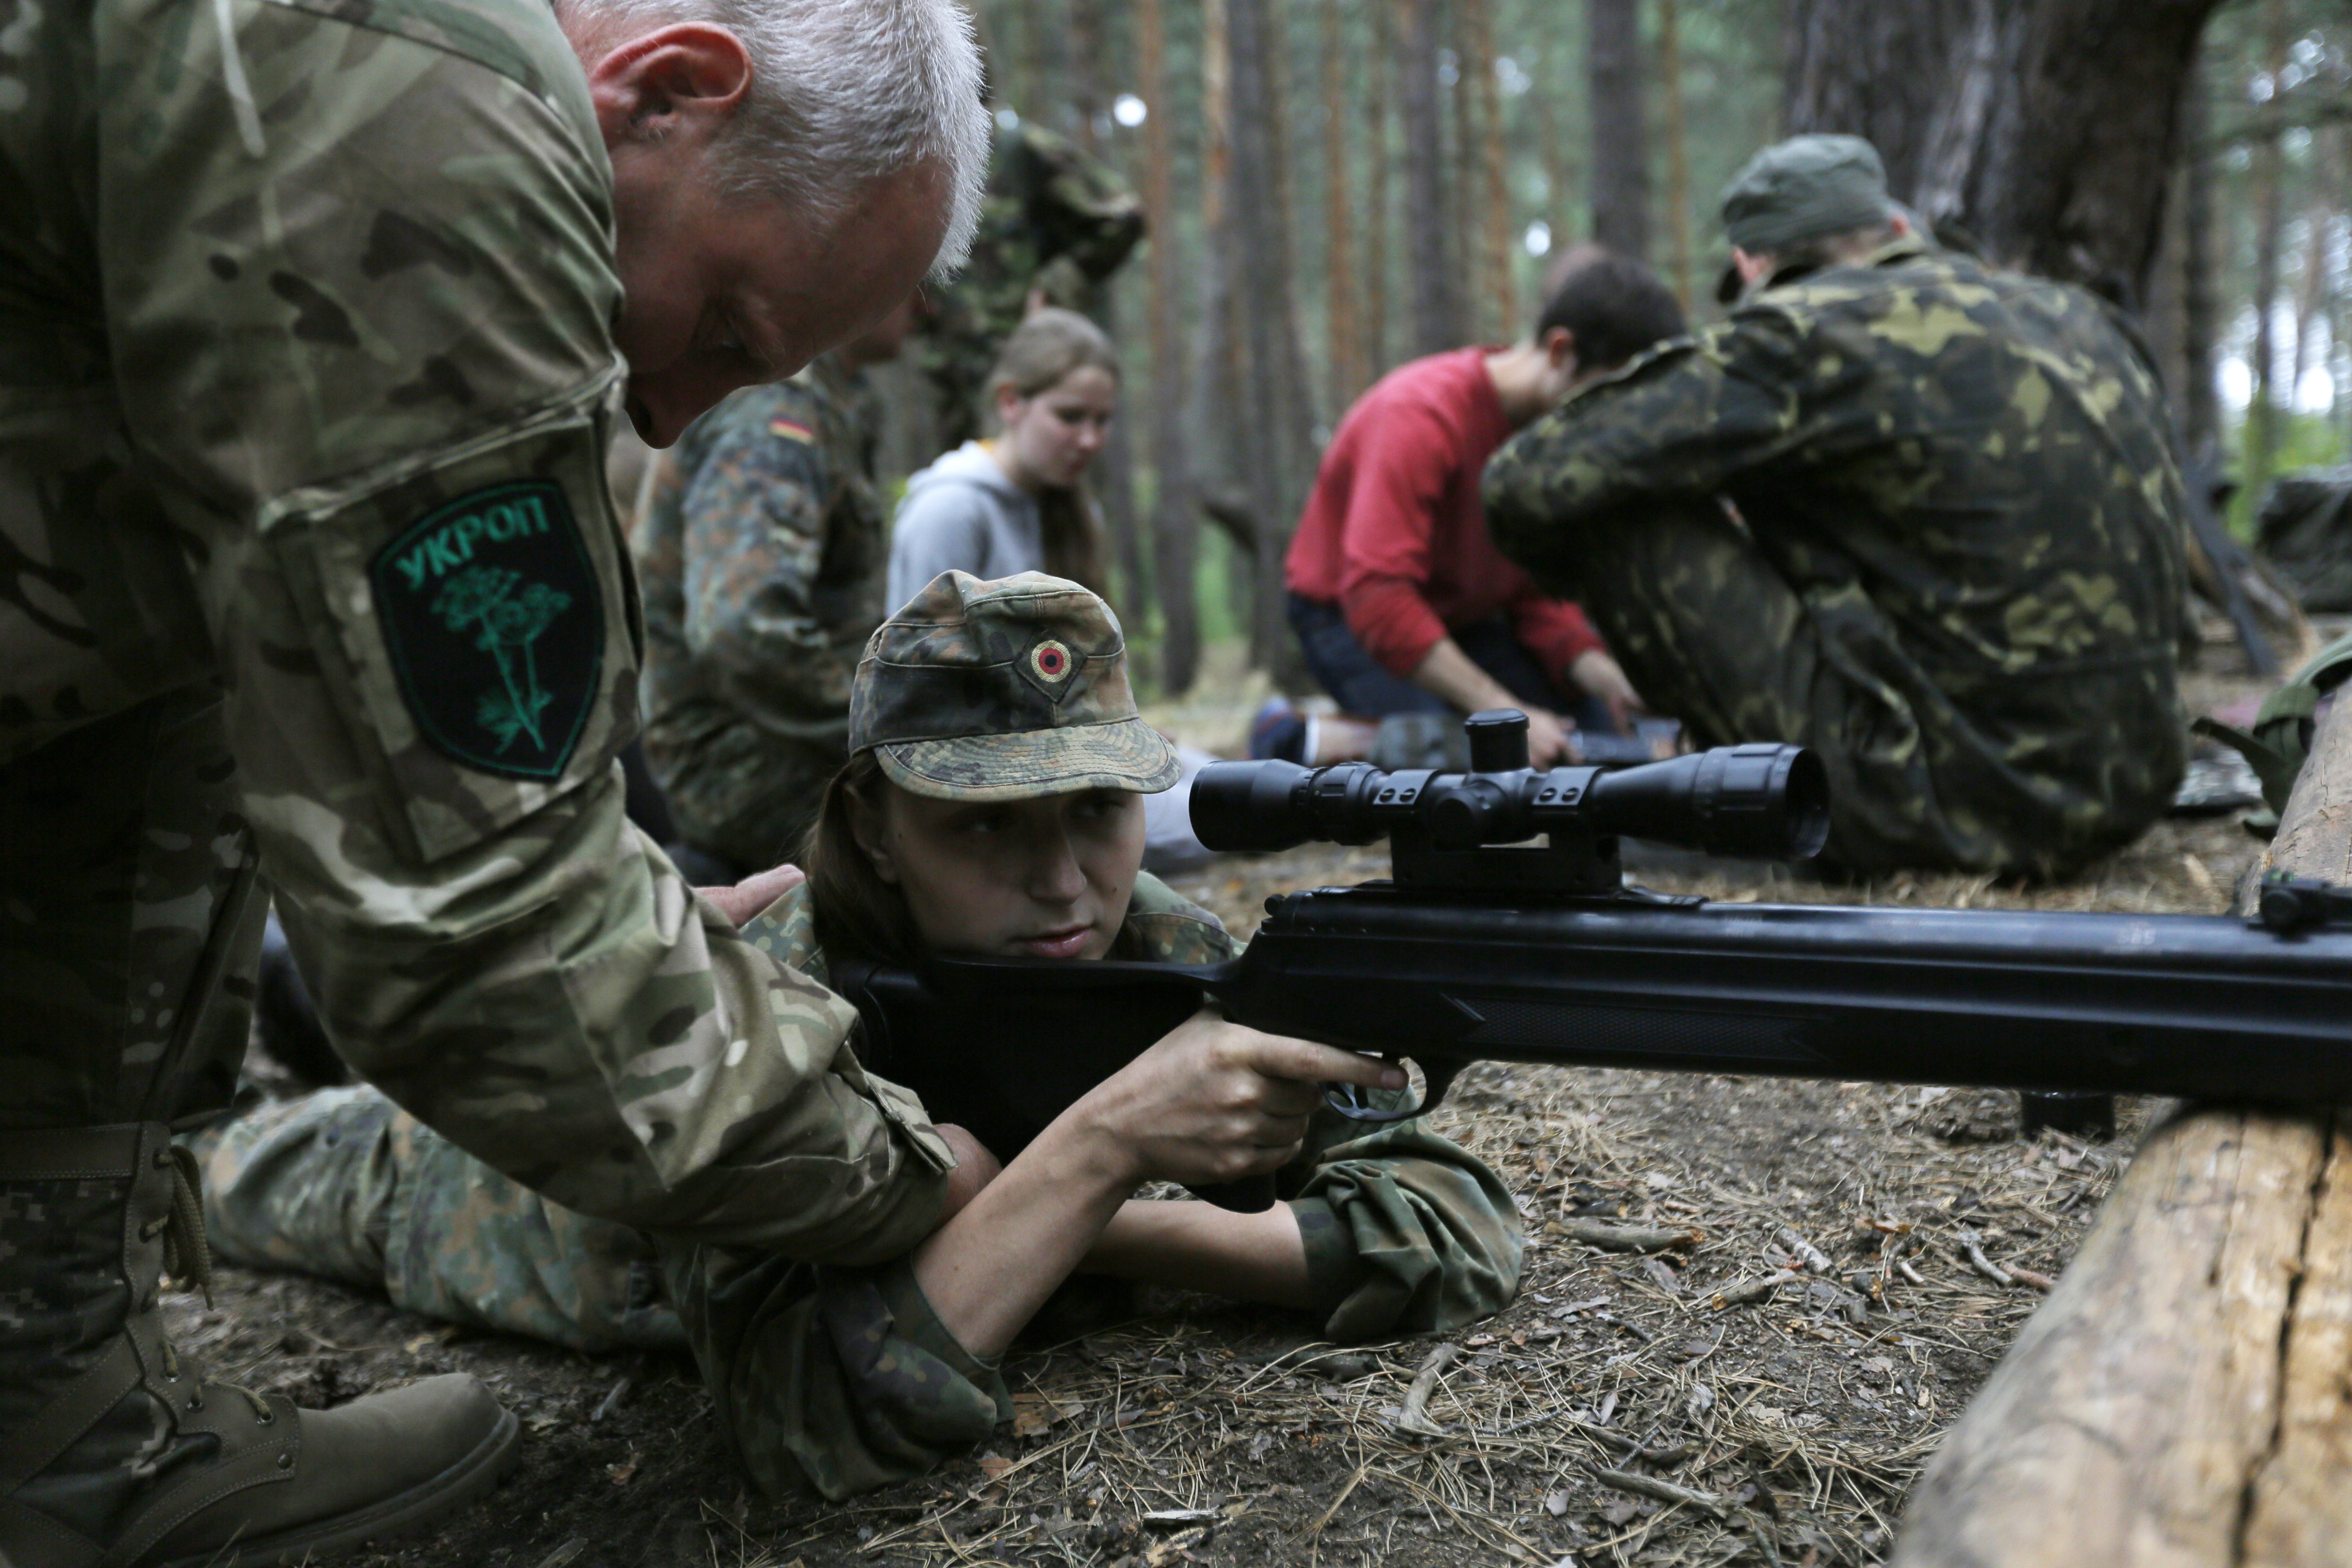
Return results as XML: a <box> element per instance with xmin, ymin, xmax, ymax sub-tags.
<box><xmin>1560</xmin><ymin>501</ymin><xmax>2185</xmax><ymax>880</ymax></box>
<box><xmin>187</xmin><ymin>1087</ymin><xmax>682</xmax><ymax>1354</ymax></box>
<box><xmin>1</xmin><ymin>686</ymin><xmax>263</xmax><ymax>1140</ymax></box>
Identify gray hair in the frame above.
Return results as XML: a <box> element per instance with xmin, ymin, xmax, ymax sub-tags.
<box><xmin>561</xmin><ymin>0</ymin><xmax>989</xmax><ymax>277</ymax></box>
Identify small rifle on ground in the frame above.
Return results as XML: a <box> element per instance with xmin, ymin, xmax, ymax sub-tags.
<box><xmin>832</xmin><ymin>711</ymin><xmax>2352</xmax><ymax>1213</ymax></box>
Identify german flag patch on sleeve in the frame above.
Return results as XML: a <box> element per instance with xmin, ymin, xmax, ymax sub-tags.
<box><xmin>768</xmin><ymin>416</ymin><xmax>816</xmax><ymax>444</ymax></box>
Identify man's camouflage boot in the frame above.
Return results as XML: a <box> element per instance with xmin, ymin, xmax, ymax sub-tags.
<box><xmin>0</xmin><ymin>1123</ymin><xmax>519</xmax><ymax>1567</ymax></box>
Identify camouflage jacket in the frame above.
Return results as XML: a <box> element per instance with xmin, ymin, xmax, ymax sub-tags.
<box><xmin>0</xmin><ymin>0</ymin><xmax>949</xmax><ymax>1253</ymax></box>
<box><xmin>668</xmin><ymin>875</ymin><xmax>1525</xmax><ymax>1499</ymax></box>
<box><xmin>636</xmin><ymin>356</ymin><xmax>890</xmax><ymax>869</ymax></box>
<box><xmin>915</xmin><ymin>117</ymin><xmax>1144</xmax><ymax>444</ymax></box>
<box><xmin>1485</xmin><ymin>239</ymin><xmax>2187</xmax><ymax>715</ymax></box>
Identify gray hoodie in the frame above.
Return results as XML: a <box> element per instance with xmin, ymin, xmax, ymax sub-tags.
<box><xmin>887</xmin><ymin>441</ymin><xmax>1044</xmax><ymax>611</ymax></box>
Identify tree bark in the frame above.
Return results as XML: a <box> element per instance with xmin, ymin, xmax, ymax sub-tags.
<box><xmin>1138</xmin><ymin>0</ymin><xmax>1198</xmax><ymax>695</ymax></box>
<box><xmin>1658</xmin><ymin>0</ymin><xmax>1693</xmax><ymax>310</ymax></box>
<box><xmin>1536</xmin><ymin>20</ymin><xmax>1576</xmax><ymax>292</ymax></box>
<box><xmin>1064</xmin><ymin>0</ymin><xmax>1145</xmax><ymax>621</ymax></box>
<box><xmin>1588</xmin><ymin>0</ymin><xmax>1649</xmax><ymax>261</ymax></box>
<box><xmin>1464</xmin><ymin>0</ymin><xmax>1515</xmax><ymax>338</ymax></box>
<box><xmin>1398</xmin><ymin>0</ymin><xmax>1463</xmax><ymax>353</ymax></box>
<box><xmin>2179</xmin><ymin>47</ymin><xmax>2223</xmax><ymax>457</ymax></box>
<box><xmin>2247</xmin><ymin>0</ymin><xmax>2290</xmax><ymax>493</ymax></box>
<box><xmin>1783</xmin><ymin>0</ymin><xmax>2225</xmax><ymax>303</ymax></box>
<box><xmin>1322</xmin><ymin>0</ymin><xmax>1362</xmax><ymax>411</ymax></box>
<box><xmin>1226</xmin><ymin>0</ymin><xmax>1317</xmax><ymax>669</ymax></box>
<box><xmin>1365</xmin><ymin>0</ymin><xmax>1395</xmax><ymax>377</ymax></box>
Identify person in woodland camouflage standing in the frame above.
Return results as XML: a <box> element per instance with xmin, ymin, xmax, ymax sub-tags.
<box><xmin>1483</xmin><ymin>135</ymin><xmax>2189</xmax><ymax>879</ymax></box>
<box><xmin>637</xmin><ymin>296</ymin><xmax>920</xmax><ymax>883</ymax></box>
<box><xmin>0</xmin><ymin>0</ymin><xmax>999</xmax><ymax>1560</ymax></box>
<box><xmin>915</xmin><ymin>113</ymin><xmax>1146</xmax><ymax>447</ymax></box>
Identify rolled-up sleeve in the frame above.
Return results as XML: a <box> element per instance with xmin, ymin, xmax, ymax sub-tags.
<box><xmin>1279</xmin><ymin>1096</ymin><xmax>1523</xmax><ymax>1341</ymax></box>
<box><xmin>662</xmin><ymin>1236</ymin><xmax>1009</xmax><ymax>1500</ymax></box>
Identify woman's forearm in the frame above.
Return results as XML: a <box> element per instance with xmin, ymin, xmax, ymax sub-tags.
<box><xmin>1079</xmin><ymin>1199</ymin><xmax>1318</xmax><ymax>1311</ymax></box>
<box><xmin>909</xmin><ymin>1124</ymin><xmax>1136</xmax><ymax>1358</ymax></box>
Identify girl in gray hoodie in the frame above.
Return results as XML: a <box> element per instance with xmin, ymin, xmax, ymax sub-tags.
<box><xmin>888</xmin><ymin>308</ymin><xmax>1116</xmax><ymax>610</ymax></box>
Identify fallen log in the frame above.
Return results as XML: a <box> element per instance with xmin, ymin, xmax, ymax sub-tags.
<box><xmin>1890</xmin><ymin>692</ymin><xmax>2352</xmax><ymax>1567</ymax></box>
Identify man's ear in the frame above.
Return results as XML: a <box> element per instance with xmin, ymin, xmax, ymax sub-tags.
<box><xmin>585</xmin><ymin>23</ymin><xmax>754</xmax><ymax>147</ymax></box>
<box><xmin>1889</xmin><ymin>211</ymin><xmax>1913</xmax><ymax>238</ymax></box>
<box><xmin>1542</xmin><ymin>326</ymin><xmax>1577</xmax><ymax>372</ymax></box>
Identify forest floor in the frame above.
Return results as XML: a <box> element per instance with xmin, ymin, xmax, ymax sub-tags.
<box><xmin>167</xmin><ymin>636</ymin><xmax>2296</xmax><ymax>1568</ymax></box>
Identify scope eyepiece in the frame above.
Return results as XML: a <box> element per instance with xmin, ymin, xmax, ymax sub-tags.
<box><xmin>1191</xmin><ymin>724</ymin><xmax>1829</xmax><ymax>864</ymax></box>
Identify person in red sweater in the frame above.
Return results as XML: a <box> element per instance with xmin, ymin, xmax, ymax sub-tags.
<box><xmin>1271</xmin><ymin>250</ymin><xmax>1686</xmax><ymax>767</ymax></box>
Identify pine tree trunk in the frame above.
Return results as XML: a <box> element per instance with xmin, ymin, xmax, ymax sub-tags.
<box><xmin>1365</xmin><ymin>0</ymin><xmax>1395</xmax><ymax>376</ymax></box>
<box><xmin>1227</xmin><ymin>0</ymin><xmax>1316</xmax><ymax>669</ymax></box>
<box><xmin>1322</xmin><ymin>0</ymin><xmax>1361</xmax><ymax>409</ymax></box>
<box><xmin>1588</xmin><ymin>0</ymin><xmax>1649</xmax><ymax>260</ymax></box>
<box><xmin>2247</xmin><ymin>0</ymin><xmax>2289</xmax><ymax>493</ymax></box>
<box><xmin>1464</xmin><ymin>0</ymin><xmax>1515</xmax><ymax>338</ymax></box>
<box><xmin>1398</xmin><ymin>0</ymin><xmax>1462</xmax><ymax>353</ymax></box>
<box><xmin>1658</xmin><ymin>0</ymin><xmax>1693</xmax><ymax>310</ymax></box>
<box><xmin>1538</xmin><ymin>22</ymin><xmax>1576</xmax><ymax>248</ymax></box>
<box><xmin>2179</xmin><ymin>47</ymin><xmax>2222</xmax><ymax>456</ymax></box>
<box><xmin>1138</xmin><ymin>0</ymin><xmax>1198</xmax><ymax>694</ymax></box>
<box><xmin>1064</xmin><ymin>0</ymin><xmax>1145</xmax><ymax>621</ymax></box>
<box><xmin>1193</xmin><ymin>0</ymin><xmax>1242</xmax><ymax>683</ymax></box>
<box><xmin>1783</xmin><ymin>0</ymin><xmax>2225</xmax><ymax>303</ymax></box>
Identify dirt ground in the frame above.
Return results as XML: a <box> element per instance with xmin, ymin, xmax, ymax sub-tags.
<box><xmin>168</xmin><ymin>638</ymin><xmax>2295</xmax><ymax>1568</ymax></box>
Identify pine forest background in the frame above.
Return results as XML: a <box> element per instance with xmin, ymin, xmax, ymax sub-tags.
<box><xmin>867</xmin><ymin>0</ymin><xmax>2352</xmax><ymax>698</ymax></box>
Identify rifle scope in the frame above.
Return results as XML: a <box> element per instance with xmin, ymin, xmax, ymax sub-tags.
<box><xmin>1191</xmin><ymin>711</ymin><xmax>1829</xmax><ymax>862</ymax></box>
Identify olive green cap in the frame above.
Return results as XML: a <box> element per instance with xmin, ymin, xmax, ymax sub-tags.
<box><xmin>1715</xmin><ymin>134</ymin><xmax>1893</xmax><ymax>302</ymax></box>
<box><xmin>851</xmin><ymin>571</ymin><xmax>1180</xmax><ymax>802</ymax></box>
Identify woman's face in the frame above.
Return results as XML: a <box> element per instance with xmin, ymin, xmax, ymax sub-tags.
<box><xmin>859</xmin><ymin>782</ymin><xmax>1145</xmax><ymax>960</ymax></box>
<box><xmin>996</xmin><ymin>365</ymin><xmax>1118</xmax><ymax>491</ymax></box>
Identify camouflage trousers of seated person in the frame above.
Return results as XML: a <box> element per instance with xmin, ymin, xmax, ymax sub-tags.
<box><xmin>1560</xmin><ymin>500</ymin><xmax>2184</xmax><ymax>880</ymax></box>
<box><xmin>187</xmin><ymin>1088</ymin><xmax>682</xmax><ymax>1354</ymax></box>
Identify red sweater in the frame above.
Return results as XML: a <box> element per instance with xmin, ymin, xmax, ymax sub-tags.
<box><xmin>1284</xmin><ymin>347</ymin><xmax>1603</xmax><ymax>682</ymax></box>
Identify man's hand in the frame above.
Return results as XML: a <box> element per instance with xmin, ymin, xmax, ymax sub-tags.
<box><xmin>695</xmin><ymin>862</ymin><xmax>806</xmax><ymax>927</ymax></box>
<box><xmin>1568</xmin><ymin>648</ymin><xmax>1643</xmax><ymax>732</ymax></box>
<box><xmin>1522</xmin><ymin>705</ymin><xmax>1576</xmax><ymax>768</ymax></box>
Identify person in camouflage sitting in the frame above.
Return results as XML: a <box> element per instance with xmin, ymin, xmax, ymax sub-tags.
<box><xmin>636</xmin><ymin>295</ymin><xmax>919</xmax><ymax>884</ymax></box>
<box><xmin>1483</xmin><ymin>135</ymin><xmax>2189</xmax><ymax>880</ymax></box>
<box><xmin>189</xmin><ymin>573</ymin><xmax>1522</xmax><ymax>1500</ymax></box>
<box><xmin>915</xmin><ymin>113</ymin><xmax>1146</xmax><ymax>448</ymax></box>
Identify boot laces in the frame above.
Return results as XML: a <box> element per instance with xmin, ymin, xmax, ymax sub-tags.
<box><xmin>137</xmin><ymin>1144</ymin><xmax>214</xmax><ymax>1306</ymax></box>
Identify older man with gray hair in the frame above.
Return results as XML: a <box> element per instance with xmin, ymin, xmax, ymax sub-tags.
<box><xmin>0</xmin><ymin>0</ymin><xmax>993</xmax><ymax>1562</ymax></box>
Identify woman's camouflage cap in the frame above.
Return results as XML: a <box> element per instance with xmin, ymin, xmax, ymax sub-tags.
<box><xmin>851</xmin><ymin>571</ymin><xmax>1181</xmax><ymax>802</ymax></box>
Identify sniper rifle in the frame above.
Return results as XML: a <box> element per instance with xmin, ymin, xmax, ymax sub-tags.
<box><xmin>832</xmin><ymin>710</ymin><xmax>2352</xmax><ymax>1212</ymax></box>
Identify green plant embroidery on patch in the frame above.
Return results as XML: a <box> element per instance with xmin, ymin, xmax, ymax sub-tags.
<box><xmin>370</xmin><ymin>480</ymin><xmax>603</xmax><ymax>780</ymax></box>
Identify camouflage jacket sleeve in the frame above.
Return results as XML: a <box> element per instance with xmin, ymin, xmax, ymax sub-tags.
<box><xmin>660</xmin><ymin>1235</ymin><xmax>1010</xmax><ymax>1501</ymax></box>
<box><xmin>84</xmin><ymin>0</ymin><xmax>949</xmax><ymax>1255</ymax></box>
<box><xmin>679</xmin><ymin>383</ymin><xmax>862</xmax><ymax>735</ymax></box>
<box><xmin>1277</xmin><ymin>1095</ymin><xmax>1524</xmax><ymax>1341</ymax></box>
<box><xmin>1481</xmin><ymin>316</ymin><xmax>1813</xmax><ymax>593</ymax></box>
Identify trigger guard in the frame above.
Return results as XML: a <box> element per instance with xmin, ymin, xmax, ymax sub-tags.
<box><xmin>1323</xmin><ymin>1068</ymin><xmax>1422</xmax><ymax>1124</ymax></box>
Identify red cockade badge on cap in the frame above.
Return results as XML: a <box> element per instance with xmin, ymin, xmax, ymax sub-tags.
<box><xmin>1029</xmin><ymin>639</ymin><xmax>1072</xmax><ymax>683</ymax></box>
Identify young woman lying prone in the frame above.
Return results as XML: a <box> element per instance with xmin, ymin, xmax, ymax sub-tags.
<box><xmin>193</xmin><ymin>571</ymin><xmax>1522</xmax><ymax>1499</ymax></box>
